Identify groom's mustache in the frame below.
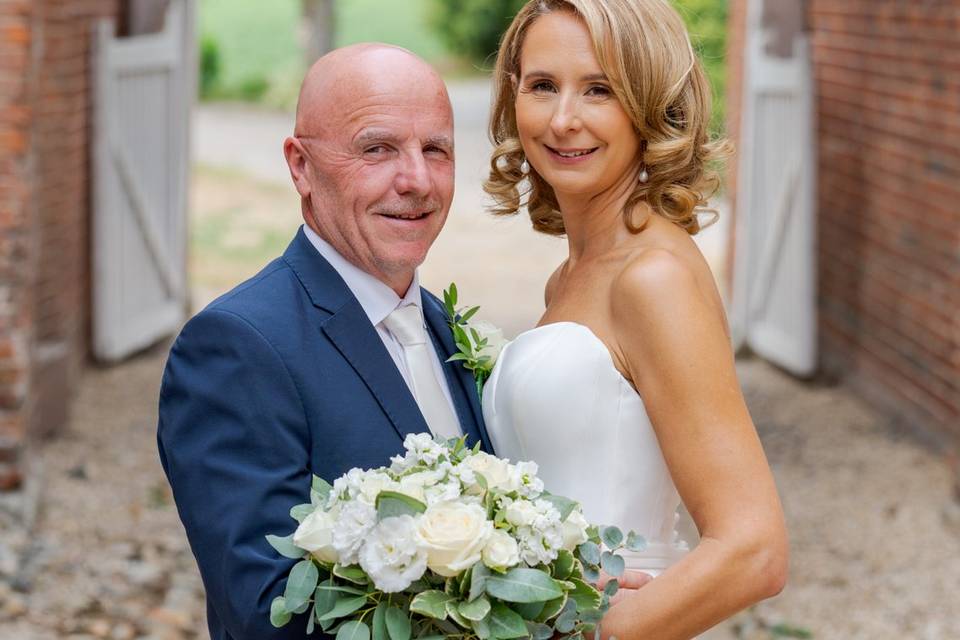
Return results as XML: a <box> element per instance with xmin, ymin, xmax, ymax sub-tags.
<box><xmin>374</xmin><ymin>199</ymin><xmax>442</xmax><ymax>217</ymax></box>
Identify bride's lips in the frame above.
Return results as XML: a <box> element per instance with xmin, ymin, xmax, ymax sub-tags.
<box><xmin>544</xmin><ymin>144</ymin><xmax>599</xmax><ymax>165</ymax></box>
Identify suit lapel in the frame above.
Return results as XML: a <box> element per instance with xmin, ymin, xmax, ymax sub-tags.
<box><xmin>422</xmin><ymin>293</ymin><xmax>493</xmax><ymax>453</ymax></box>
<box><xmin>284</xmin><ymin>229</ymin><xmax>430</xmax><ymax>442</ymax></box>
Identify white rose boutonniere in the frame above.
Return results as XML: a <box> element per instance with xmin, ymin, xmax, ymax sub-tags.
<box><xmin>443</xmin><ymin>283</ymin><xmax>507</xmax><ymax>396</ymax></box>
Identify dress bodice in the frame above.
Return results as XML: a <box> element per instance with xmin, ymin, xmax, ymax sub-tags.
<box><xmin>482</xmin><ymin>322</ymin><xmax>688</xmax><ymax>574</ymax></box>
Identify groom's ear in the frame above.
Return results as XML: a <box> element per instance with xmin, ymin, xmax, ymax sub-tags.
<box><xmin>284</xmin><ymin>137</ymin><xmax>312</xmax><ymax>198</ymax></box>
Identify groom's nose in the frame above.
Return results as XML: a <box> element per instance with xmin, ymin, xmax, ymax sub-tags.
<box><xmin>394</xmin><ymin>150</ymin><xmax>433</xmax><ymax>197</ymax></box>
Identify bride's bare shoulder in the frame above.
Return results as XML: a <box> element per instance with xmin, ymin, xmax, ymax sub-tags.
<box><xmin>610</xmin><ymin>247</ymin><xmax>705</xmax><ymax>326</ymax></box>
<box><xmin>544</xmin><ymin>260</ymin><xmax>568</xmax><ymax>307</ymax></box>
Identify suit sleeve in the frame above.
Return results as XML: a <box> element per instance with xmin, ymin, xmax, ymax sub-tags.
<box><xmin>157</xmin><ymin>308</ymin><xmax>315</xmax><ymax>639</ymax></box>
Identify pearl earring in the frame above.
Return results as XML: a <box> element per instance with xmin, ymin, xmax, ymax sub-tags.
<box><xmin>520</xmin><ymin>159</ymin><xmax>530</xmax><ymax>174</ymax></box>
<box><xmin>638</xmin><ymin>139</ymin><xmax>649</xmax><ymax>183</ymax></box>
<box><xmin>638</xmin><ymin>167</ymin><xmax>649</xmax><ymax>183</ymax></box>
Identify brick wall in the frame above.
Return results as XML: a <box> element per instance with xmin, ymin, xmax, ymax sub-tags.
<box><xmin>810</xmin><ymin>1</ymin><xmax>960</xmax><ymax>441</ymax></box>
<box><xmin>0</xmin><ymin>0</ymin><xmax>122</xmax><ymax>487</ymax></box>
<box><xmin>728</xmin><ymin>1</ymin><xmax>960</xmax><ymax>443</ymax></box>
<box><xmin>725</xmin><ymin>0</ymin><xmax>747</xmax><ymax>284</ymax></box>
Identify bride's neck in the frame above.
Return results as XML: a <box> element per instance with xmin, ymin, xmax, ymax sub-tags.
<box><xmin>556</xmin><ymin>174</ymin><xmax>642</xmax><ymax>263</ymax></box>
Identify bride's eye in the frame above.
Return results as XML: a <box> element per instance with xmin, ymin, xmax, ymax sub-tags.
<box><xmin>529</xmin><ymin>80</ymin><xmax>556</xmax><ymax>93</ymax></box>
<box><xmin>586</xmin><ymin>85</ymin><xmax>611</xmax><ymax>98</ymax></box>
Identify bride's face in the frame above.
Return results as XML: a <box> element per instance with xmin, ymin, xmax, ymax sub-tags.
<box><xmin>515</xmin><ymin>11</ymin><xmax>640</xmax><ymax>201</ymax></box>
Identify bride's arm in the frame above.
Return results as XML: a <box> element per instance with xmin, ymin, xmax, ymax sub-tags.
<box><xmin>603</xmin><ymin>248</ymin><xmax>788</xmax><ymax>640</ymax></box>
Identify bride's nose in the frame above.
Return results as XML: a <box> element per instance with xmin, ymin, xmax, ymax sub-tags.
<box><xmin>550</xmin><ymin>93</ymin><xmax>583</xmax><ymax>136</ymax></box>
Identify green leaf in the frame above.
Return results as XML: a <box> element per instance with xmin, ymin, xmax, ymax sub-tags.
<box><xmin>527</xmin><ymin>621</ymin><xmax>554</xmax><ymax>640</ymax></box>
<box><xmin>461</xmin><ymin>305</ymin><xmax>481</xmax><ymax>323</ymax></box>
<box><xmin>317</xmin><ymin>595</ymin><xmax>368</xmax><ymax>622</ymax></box>
<box><xmin>409</xmin><ymin>590</ymin><xmax>453</xmax><ymax>620</ymax></box>
<box><xmin>511</xmin><ymin>600</ymin><xmax>545</xmax><ymax>619</ymax></box>
<box><xmin>469</xmin><ymin>559</ymin><xmax>491</xmax><ymax>601</ymax></box>
<box><xmin>625</xmin><ymin>531</ymin><xmax>647</xmax><ymax>552</ymax></box>
<box><xmin>283</xmin><ymin>559</ymin><xmax>320</xmax><ymax>612</ymax></box>
<box><xmin>446</xmin><ymin>353</ymin><xmax>472</xmax><ymax>363</ymax></box>
<box><xmin>336</xmin><ymin>621</ymin><xmax>371</xmax><ymax>640</ymax></box>
<box><xmin>316</xmin><ymin>583</ymin><xmax>367</xmax><ymax>596</ymax></box>
<box><xmin>314</xmin><ymin>578</ymin><xmax>338</xmax><ymax>621</ymax></box>
<box><xmin>458</xmin><ymin>595</ymin><xmax>491</xmax><ymax>621</ymax></box>
<box><xmin>372</xmin><ymin>601</ymin><xmax>389</xmax><ymax>640</ymax></box>
<box><xmin>540</xmin><ymin>495</ymin><xmax>578</xmax><ymax>522</ymax></box>
<box><xmin>769</xmin><ymin>623</ymin><xmax>814</xmax><ymax>638</ymax></box>
<box><xmin>376</xmin><ymin>491</ymin><xmax>427</xmax><ymax>520</ymax></box>
<box><xmin>582</xmin><ymin>565</ymin><xmax>600</xmax><ymax>583</ymax></box>
<box><xmin>552</xmin><ymin>549</ymin><xmax>575</xmax><ymax>581</ymax></box>
<box><xmin>446</xmin><ymin>600</ymin><xmax>471</xmax><ymax>628</ymax></box>
<box><xmin>484</xmin><ymin>568</ymin><xmax>564</xmax><ymax>603</ymax></box>
<box><xmin>333</xmin><ymin>564</ymin><xmax>369</xmax><ymax>584</ymax></box>
<box><xmin>554</xmin><ymin>608</ymin><xmax>577</xmax><ymax>633</ymax></box>
<box><xmin>449</xmin><ymin>282</ymin><xmax>458</xmax><ymax>306</ymax></box>
<box><xmin>307</xmin><ymin>603</ymin><xmax>316</xmax><ymax>634</ymax></box>
<box><xmin>535</xmin><ymin>596</ymin><xmax>566</xmax><ymax>623</ymax></box>
<box><xmin>266</xmin><ymin>533</ymin><xmax>306</xmax><ymax>560</ymax></box>
<box><xmin>488</xmin><ymin>602</ymin><xmax>529</xmax><ymax>639</ymax></box>
<box><xmin>600</xmin><ymin>526</ymin><xmax>624</xmax><ymax>549</ymax></box>
<box><xmin>568</xmin><ymin>578</ymin><xmax>602</xmax><ymax>612</ymax></box>
<box><xmin>604</xmin><ymin>579</ymin><xmax>619</xmax><ymax>598</ymax></box>
<box><xmin>270</xmin><ymin>596</ymin><xmax>292</xmax><ymax>628</ymax></box>
<box><xmin>577</xmin><ymin>541</ymin><xmax>601</xmax><ymax>566</ymax></box>
<box><xmin>472</xmin><ymin>614</ymin><xmax>492</xmax><ymax>640</ymax></box>
<box><xmin>600</xmin><ymin>552</ymin><xmax>625</xmax><ymax>578</ymax></box>
<box><xmin>385</xmin><ymin>606</ymin><xmax>411</xmax><ymax>640</ymax></box>
<box><xmin>290</xmin><ymin>503</ymin><xmax>315</xmax><ymax>523</ymax></box>
<box><xmin>313</xmin><ymin>475</ymin><xmax>333</xmax><ymax>502</ymax></box>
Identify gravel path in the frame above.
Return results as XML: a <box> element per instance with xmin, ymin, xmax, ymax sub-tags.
<box><xmin>1</xmin><ymin>347</ymin><xmax>957</xmax><ymax>639</ymax></box>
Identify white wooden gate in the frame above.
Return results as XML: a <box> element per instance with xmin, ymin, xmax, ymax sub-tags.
<box><xmin>730</xmin><ymin>0</ymin><xmax>817</xmax><ymax>376</ymax></box>
<box><xmin>92</xmin><ymin>0</ymin><xmax>195</xmax><ymax>361</ymax></box>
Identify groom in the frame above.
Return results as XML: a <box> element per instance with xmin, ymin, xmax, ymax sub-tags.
<box><xmin>158</xmin><ymin>44</ymin><xmax>492</xmax><ymax>640</ymax></box>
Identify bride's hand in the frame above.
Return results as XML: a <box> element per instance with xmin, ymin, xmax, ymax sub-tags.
<box><xmin>598</xmin><ymin>569</ymin><xmax>654</xmax><ymax>605</ymax></box>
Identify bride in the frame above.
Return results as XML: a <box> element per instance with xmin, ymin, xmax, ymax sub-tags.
<box><xmin>480</xmin><ymin>1</ymin><xmax>788</xmax><ymax>637</ymax></box>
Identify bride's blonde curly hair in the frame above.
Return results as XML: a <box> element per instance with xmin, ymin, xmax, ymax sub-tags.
<box><xmin>485</xmin><ymin>0</ymin><xmax>730</xmax><ymax>235</ymax></box>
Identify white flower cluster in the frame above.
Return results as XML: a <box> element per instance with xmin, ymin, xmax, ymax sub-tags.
<box><xmin>291</xmin><ymin>434</ymin><xmax>591</xmax><ymax>593</ymax></box>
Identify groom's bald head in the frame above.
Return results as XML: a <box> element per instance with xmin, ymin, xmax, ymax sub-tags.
<box><xmin>283</xmin><ymin>44</ymin><xmax>455</xmax><ymax>296</ymax></box>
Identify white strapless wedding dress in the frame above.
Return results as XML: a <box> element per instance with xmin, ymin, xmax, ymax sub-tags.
<box><xmin>482</xmin><ymin>322</ymin><xmax>689</xmax><ymax>576</ymax></box>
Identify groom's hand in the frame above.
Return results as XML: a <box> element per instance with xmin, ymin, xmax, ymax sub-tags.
<box><xmin>599</xmin><ymin>569</ymin><xmax>654</xmax><ymax>605</ymax></box>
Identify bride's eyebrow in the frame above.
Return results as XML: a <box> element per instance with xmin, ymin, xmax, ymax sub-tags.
<box><xmin>521</xmin><ymin>70</ymin><xmax>609</xmax><ymax>82</ymax></box>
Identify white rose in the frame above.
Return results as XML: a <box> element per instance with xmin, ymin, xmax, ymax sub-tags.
<box><xmin>292</xmin><ymin>506</ymin><xmax>339</xmax><ymax>563</ymax></box>
<box><xmin>560</xmin><ymin>509</ymin><xmax>590</xmax><ymax>551</ymax></box>
<box><xmin>359</xmin><ymin>515</ymin><xmax>428</xmax><ymax>593</ymax></box>
<box><xmin>482</xmin><ymin>529</ymin><xmax>520</xmax><ymax>572</ymax></box>
<box><xmin>464</xmin><ymin>452</ymin><xmax>516</xmax><ymax>492</ymax></box>
<box><xmin>465</xmin><ymin>320</ymin><xmax>508</xmax><ymax>365</ymax></box>
<box><xmin>504</xmin><ymin>499</ymin><xmax>539</xmax><ymax>527</ymax></box>
<box><xmin>357</xmin><ymin>471</ymin><xmax>395</xmax><ymax>506</ymax></box>
<box><xmin>417</xmin><ymin>501</ymin><xmax>492</xmax><ymax>577</ymax></box>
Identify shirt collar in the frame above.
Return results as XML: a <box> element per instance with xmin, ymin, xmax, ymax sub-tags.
<box><xmin>303</xmin><ymin>224</ymin><xmax>422</xmax><ymax>326</ymax></box>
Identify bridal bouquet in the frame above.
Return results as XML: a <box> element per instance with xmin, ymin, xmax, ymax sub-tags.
<box><xmin>267</xmin><ymin>433</ymin><xmax>645</xmax><ymax>639</ymax></box>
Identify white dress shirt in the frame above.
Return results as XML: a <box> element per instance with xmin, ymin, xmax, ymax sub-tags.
<box><xmin>303</xmin><ymin>225</ymin><xmax>459</xmax><ymax>424</ymax></box>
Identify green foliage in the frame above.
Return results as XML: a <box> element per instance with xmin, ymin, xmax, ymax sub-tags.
<box><xmin>428</xmin><ymin>0</ymin><xmax>527</xmax><ymax>68</ymax></box>
<box><xmin>199</xmin><ymin>33</ymin><xmax>221</xmax><ymax>98</ymax></box>
<box><xmin>674</xmin><ymin>0</ymin><xmax>729</xmax><ymax>133</ymax></box>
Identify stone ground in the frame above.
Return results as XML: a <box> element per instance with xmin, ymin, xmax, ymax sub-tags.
<box><xmin>2</xmin><ymin>90</ymin><xmax>958</xmax><ymax>638</ymax></box>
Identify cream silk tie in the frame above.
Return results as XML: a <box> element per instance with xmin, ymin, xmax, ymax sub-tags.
<box><xmin>382</xmin><ymin>304</ymin><xmax>461</xmax><ymax>439</ymax></box>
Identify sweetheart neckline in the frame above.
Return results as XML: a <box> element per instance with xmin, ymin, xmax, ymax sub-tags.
<box><xmin>508</xmin><ymin>321</ymin><xmax>635</xmax><ymax>388</ymax></box>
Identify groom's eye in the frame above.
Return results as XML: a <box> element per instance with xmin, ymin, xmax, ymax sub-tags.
<box><xmin>424</xmin><ymin>144</ymin><xmax>450</xmax><ymax>158</ymax></box>
<box><xmin>363</xmin><ymin>144</ymin><xmax>393</xmax><ymax>156</ymax></box>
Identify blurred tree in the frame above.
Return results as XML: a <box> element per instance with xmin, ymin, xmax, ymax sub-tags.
<box><xmin>303</xmin><ymin>0</ymin><xmax>335</xmax><ymax>65</ymax></box>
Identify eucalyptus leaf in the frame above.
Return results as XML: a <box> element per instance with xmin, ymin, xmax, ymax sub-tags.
<box><xmin>333</xmin><ymin>564</ymin><xmax>369</xmax><ymax>584</ymax></box>
<box><xmin>290</xmin><ymin>503</ymin><xmax>316</xmax><ymax>523</ymax></box>
<box><xmin>316</xmin><ymin>584</ymin><xmax>367</xmax><ymax>596</ymax></box>
<box><xmin>266</xmin><ymin>534</ymin><xmax>306</xmax><ymax>560</ymax></box>
<box><xmin>600</xmin><ymin>526</ymin><xmax>624</xmax><ymax>549</ymax></box>
<box><xmin>527</xmin><ymin>621</ymin><xmax>555</xmax><ymax>640</ymax></box>
<box><xmin>409</xmin><ymin>590</ymin><xmax>453</xmax><ymax>620</ymax></box>
<box><xmin>568</xmin><ymin>578</ymin><xmax>602</xmax><ymax>612</ymax></box>
<box><xmin>625</xmin><ymin>530</ymin><xmax>647</xmax><ymax>552</ymax></box>
<box><xmin>317</xmin><ymin>595</ymin><xmax>368</xmax><ymax>622</ymax></box>
<box><xmin>540</xmin><ymin>494</ymin><xmax>578</xmax><ymax>522</ymax></box>
<box><xmin>372</xmin><ymin>602</ymin><xmax>389</xmax><ymax>640</ymax></box>
<box><xmin>469</xmin><ymin>561</ymin><xmax>491</xmax><ymax>602</ymax></box>
<box><xmin>314</xmin><ymin>579</ymin><xmax>338</xmax><ymax>621</ymax></box>
<box><xmin>376</xmin><ymin>491</ymin><xmax>427</xmax><ymax>520</ymax></box>
<box><xmin>385</xmin><ymin>606</ymin><xmax>411</xmax><ymax>640</ymax></box>
<box><xmin>604</xmin><ymin>579</ymin><xmax>619</xmax><ymax>597</ymax></box>
<box><xmin>472</xmin><ymin>614</ymin><xmax>492</xmax><ymax>640</ymax></box>
<box><xmin>488</xmin><ymin>602</ymin><xmax>529</xmax><ymax>639</ymax></box>
<box><xmin>458</xmin><ymin>595</ymin><xmax>491</xmax><ymax>621</ymax></box>
<box><xmin>600</xmin><ymin>552</ymin><xmax>625</xmax><ymax>578</ymax></box>
<box><xmin>307</xmin><ymin>603</ymin><xmax>316</xmax><ymax>634</ymax></box>
<box><xmin>484</xmin><ymin>568</ymin><xmax>564</xmax><ymax>603</ymax></box>
<box><xmin>270</xmin><ymin>596</ymin><xmax>292</xmax><ymax>628</ymax></box>
<box><xmin>283</xmin><ymin>559</ymin><xmax>320</xmax><ymax>612</ymax></box>
<box><xmin>336</xmin><ymin>620</ymin><xmax>371</xmax><ymax>640</ymax></box>
<box><xmin>290</xmin><ymin>599</ymin><xmax>310</xmax><ymax>615</ymax></box>
<box><xmin>582</xmin><ymin>565</ymin><xmax>600</xmax><ymax>583</ymax></box>
<box><xmin>552</xmin><ymin>549</ymin><xmax>575</xmax><ymax>581</ymax></box>
<box><xmin>577</xmin><ymin>541</ymin><xmax>601</xmax><ymax>566</ymax></box>
<box><xmin>554</xmin><ymin>608</ymin><xmax>578</xmax><ymax>634</ymax></box>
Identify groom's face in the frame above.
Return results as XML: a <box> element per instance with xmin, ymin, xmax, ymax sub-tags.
<box><xmin>290</xmin><ymin>52</ymin><xmax>455</xmax><ymax>295</ymax></box>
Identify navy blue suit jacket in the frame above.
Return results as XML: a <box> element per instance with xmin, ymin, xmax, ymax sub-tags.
<box><xmin>158</xmin><ymin>228</ymin><xmax>492</xmax><ymax>639</ymax></box>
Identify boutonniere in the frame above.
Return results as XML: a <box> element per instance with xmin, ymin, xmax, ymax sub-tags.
<box><xmin>442</xmin><ymin>283</ymin><xmax>507</xmax><ymax>397</ymax></box>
